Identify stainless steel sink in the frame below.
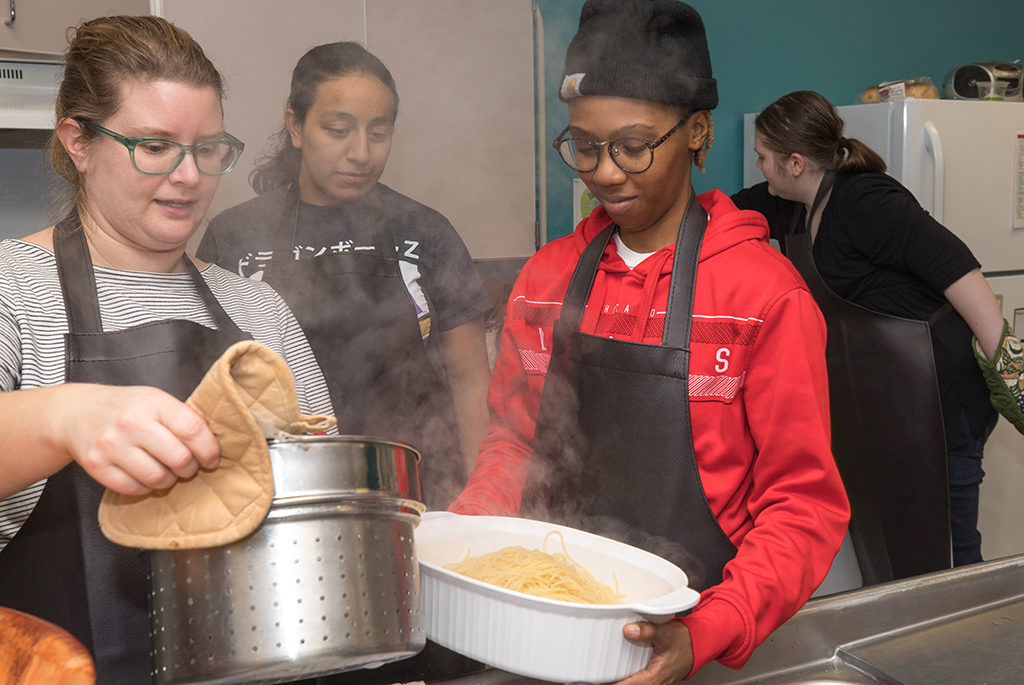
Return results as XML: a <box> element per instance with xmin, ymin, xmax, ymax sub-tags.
<box><xmin>689</xmin><ymin>554</ymin><xmax>1024</xmax><ymax>684</ymax></box>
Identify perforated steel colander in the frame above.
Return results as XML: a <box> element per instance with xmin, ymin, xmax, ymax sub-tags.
<box><xmin>149</xmin><ymin>436</ymin><xmax>426</xmax><ymax>685</ymax></box>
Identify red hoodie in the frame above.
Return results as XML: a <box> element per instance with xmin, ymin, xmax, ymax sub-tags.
<box><xmin>450</xmin><ymin>190</ymin><xmax>850</xmax><ymax>676</ymax></box>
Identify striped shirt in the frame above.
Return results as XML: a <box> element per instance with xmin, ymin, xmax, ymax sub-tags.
<box><xmin>0</xmin><ymin>239</ymin><xmax>335</xmax><ymax>550</ymax></box>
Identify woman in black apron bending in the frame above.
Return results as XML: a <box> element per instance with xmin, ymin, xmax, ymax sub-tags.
<box><xmin>449</xmin><ymin>2</ymin><xmax>850</xmax><ymax>682</ymax></box>
<box><xmin>198</xmin><ymin>42</ymin><xmax>492</xmax><ymax>510</ymax></box>
<box><xmin>732</xmin><ymin>90</ymin><xmax>1020</xmax><ymax>569</ymax></box>
<box><xmin>0</xmin><ymin>17</ymin><xmax>333</xmax><ymax>682</ymax></box>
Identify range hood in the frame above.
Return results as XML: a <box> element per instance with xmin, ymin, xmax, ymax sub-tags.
<box><xmin>0</xmin><ymin>58</ymin><xmax>62</xmax><ymax>130</ymax></box>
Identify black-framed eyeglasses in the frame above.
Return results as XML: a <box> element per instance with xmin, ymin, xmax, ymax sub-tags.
<box><xmin>78</xmin><ymin>119</ymin><xmax>245</xmax><ymax>176</ymax></box>
<box><xmin>552</xmin><ymin>111</ymin><xmax>694</xmax><ymax>174</ymax></box>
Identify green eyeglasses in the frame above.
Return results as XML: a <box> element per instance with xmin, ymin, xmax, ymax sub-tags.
<box><xmin>79</xmin><ymin>119</ymin><xmax>245</xmax><ymax>176</ymax></box>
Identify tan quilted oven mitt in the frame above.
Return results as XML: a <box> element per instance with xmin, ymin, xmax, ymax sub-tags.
<box><xmin>98</xmin><ymin>340</ymin><xmax>335</xmax><ymax>549</ymax></box>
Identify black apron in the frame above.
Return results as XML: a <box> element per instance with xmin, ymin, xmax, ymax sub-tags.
<box><xmin>263</xmin><ymin>188</ymin><xmax>461</xmax><ymax>507</ymax></box>
<box><xmin>265</xmin><ymin>190</ymin><xmax>483</xmax><ymax>685</ymax></box>
<box><xmin>522</xmin><ymin>194</ymin><xmax>737</xmax><ymax>593</ymax></box>
<box><xmin>0</xmin><ymin>215</ymin><xmax>250</xmax><ymax>683</ymax></box>
<box><xmin>784</xmin><ymin>172</ymin><xmax>950</xmax><ymax>584</ymax></box>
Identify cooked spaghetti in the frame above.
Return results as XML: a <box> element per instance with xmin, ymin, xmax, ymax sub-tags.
<box><xmin>444</xmin><ymin>530</ymin><xmax>624</xmax><ymax>604</ymax></box>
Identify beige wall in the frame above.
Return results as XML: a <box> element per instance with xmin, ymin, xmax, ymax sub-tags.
<box><xmin>0</xmin><ymin>0</ymin><xmax>150</xmax><ymax>54</ymax></box>
<box><xmin>161</xmin><ymin>0</ymin><xmax>537</xmax><ymax>259</ymax></box>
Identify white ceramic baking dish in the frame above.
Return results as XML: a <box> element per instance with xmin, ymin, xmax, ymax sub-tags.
<box><xmin>416</xmin><ymin>512</ymin><xmax>701</xmax><ymax>683</ymax></box>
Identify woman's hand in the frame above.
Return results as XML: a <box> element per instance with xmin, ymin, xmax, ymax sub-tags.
<box><xmin>53</xmin><ymin>384</ymin><xmax>220</xmax><ymax>494</ymax></box>
<box><xmin>611</xmin><ymin>619</ymin><xmax>694</xmax><ymax>685</ymax></box>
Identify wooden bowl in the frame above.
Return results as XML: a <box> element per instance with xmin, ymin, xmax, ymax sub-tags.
<box><xmin>0</xmin><ymin>606</ymin><xmax>95</xmax><ymax>685</ymax></box>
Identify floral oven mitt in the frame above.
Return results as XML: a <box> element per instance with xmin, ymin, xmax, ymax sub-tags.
<box><xmin>974</xmin><ymin>320</ymin><xmax>1024</xmax><ymax>435</ymax></box>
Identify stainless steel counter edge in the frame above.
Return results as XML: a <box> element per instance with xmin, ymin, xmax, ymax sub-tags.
<box><xmin>689</xmin><ymin>553</ymin><xmax>1024</xmax><ymax>684</ymax></box>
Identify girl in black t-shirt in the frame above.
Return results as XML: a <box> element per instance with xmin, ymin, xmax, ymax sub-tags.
<box><xmin>198</xmin><ymin>43</ymin><xmax>493</xmax><ymax>503</ymax></box>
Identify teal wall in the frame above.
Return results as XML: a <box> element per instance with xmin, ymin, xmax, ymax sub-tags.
<box><xmin>537</xmin><ymin>0</ymin><xmax>1024</xmax><ymax>241</ymax></box>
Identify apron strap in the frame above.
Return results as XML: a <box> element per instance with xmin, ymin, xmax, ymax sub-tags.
<box><xmin>788</xmin><ymin>170</ymin><xmax>837</xmax><ymax>237</ymax></box>
<box><xmin>928</xmin><ymin>301</ymin><xmax>955</xmax><ymax>326</ymax></box>
<box><xmin>183</xmin><ymin>256</ymin><xmax>243</xmax><ymax>333</ymax></box>
<box><xmin>270</xmin><ymin>185</ymin><xmax>302</xmax><ymax>266</ymax></box>
<box><xmin>663</xmin><ymin>193</ymin><xmax>709</xmax><ymax>348</ymax></box>
<box><xmin>557</xmin><ymin>223</ymin><xmax>616</xmax><ymax>330</ymax></box>
<box><xmin>54</xmin><ymin>214</ymin><xmax>103</xmax><ymax>334</ymax></box>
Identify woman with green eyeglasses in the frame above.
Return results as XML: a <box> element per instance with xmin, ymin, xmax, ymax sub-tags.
<box><xmin>448</xmin><ymin>1</ymin><xmax>848</xmax><ymax>681</ymax></box>
<box><xmin>0</xmin><ymin>16</ymin><xmax>333</xmax><ymax>682</ymax></box>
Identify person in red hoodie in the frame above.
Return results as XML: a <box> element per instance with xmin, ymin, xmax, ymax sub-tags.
<box><xmin>448</xmin><ymin>0</ymin><xmax>850</xmax><ymax>682</ymax></box>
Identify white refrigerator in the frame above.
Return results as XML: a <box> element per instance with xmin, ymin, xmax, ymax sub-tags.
<box><xmin>744</xmin><ymin>100</ymin><xmax>1024</xmax><ymax>565</ymax></box>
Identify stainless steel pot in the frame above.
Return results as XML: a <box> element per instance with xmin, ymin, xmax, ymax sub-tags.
<box><xmin>149</xmin><ymin>435</ymin><xmax>426</xmax><ymax>685</ymax></box>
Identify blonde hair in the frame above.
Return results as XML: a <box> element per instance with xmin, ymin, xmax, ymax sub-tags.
<box><xmin>49</xmin><ymin>15</ymin><xmax>224</xmax><ymax>210</ymax></box>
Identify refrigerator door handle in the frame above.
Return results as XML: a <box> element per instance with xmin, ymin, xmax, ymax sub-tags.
<box><xmin>922</xmin><ymin>121</ymin><xmax>944</xmax><ymax>223</ymax></box>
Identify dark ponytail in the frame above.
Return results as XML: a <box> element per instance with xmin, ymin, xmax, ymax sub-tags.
<box><xmin>755</xmin><ymin>90</ymin><xmax>885</xmax><ymax>175</ymax></box>
<box><xmin>836</xmin><ymin>136</ymin><xmax>886</xmax><ymax>175</ymax></box>
<box><xmin>250</xmin><ymin>41</ymin><xmax>399</xmax><ymax>194</ymax></box>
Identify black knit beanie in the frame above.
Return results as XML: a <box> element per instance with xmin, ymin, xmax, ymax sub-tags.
<box><xmin>559</xmin><ymin>0</ymin><xmax>717</xmax><ymax>111</ymax></box>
